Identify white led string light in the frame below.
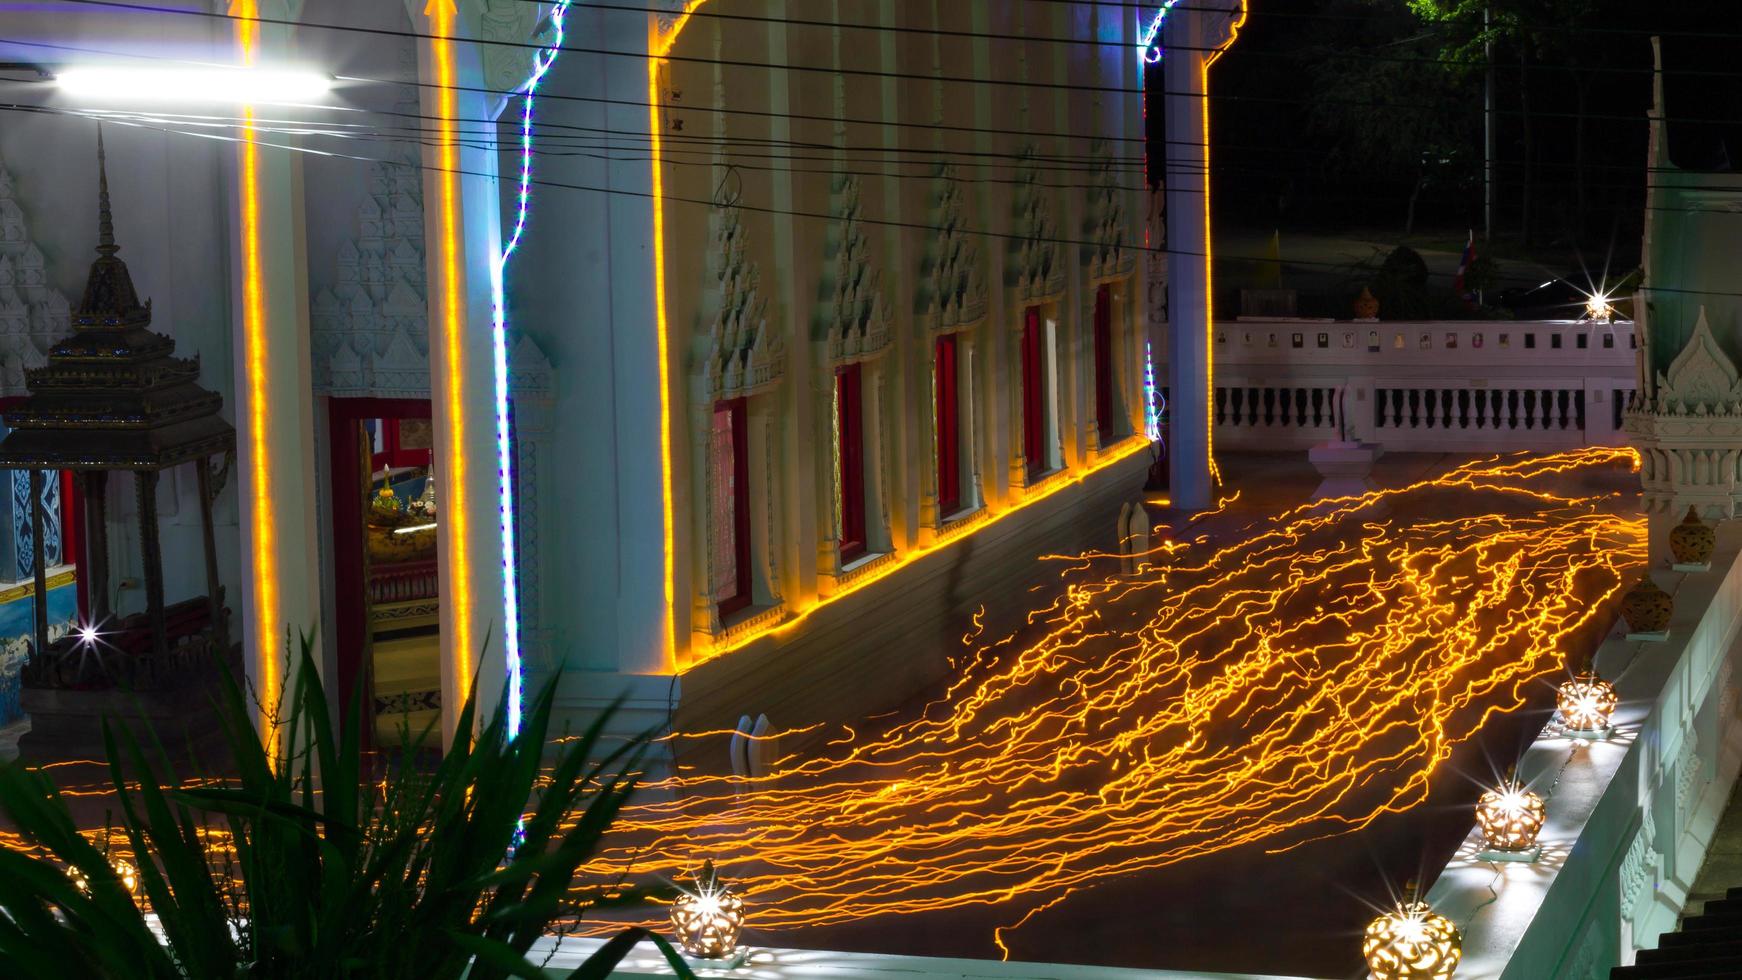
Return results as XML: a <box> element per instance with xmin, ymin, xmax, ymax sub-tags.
<box><xmin>495</xmin><ymin>0</ymin><xmax>572</xmax><ymax>737</ymax></box>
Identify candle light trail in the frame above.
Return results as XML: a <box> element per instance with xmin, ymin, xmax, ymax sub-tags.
<box><xmin>575</xmin><ymin>447</ymin><xmax>1643</xmax><ymax>946</ymax></box>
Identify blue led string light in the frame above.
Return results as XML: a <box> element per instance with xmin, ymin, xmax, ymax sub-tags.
<box><xmin>1139</xmin><ymin>0</ymin><xmax>1185</xmax><ymax>64</ymax></box>
<box><xmin>495</xmin><ymin>0</ymin><xmax>572</xmax><ymax>737</ymax></box>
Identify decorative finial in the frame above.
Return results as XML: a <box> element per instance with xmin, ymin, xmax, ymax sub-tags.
<box><xmin>96</xmin><ymin>126</ymin><xmax>117</xmax><ymax>257</ymax></box>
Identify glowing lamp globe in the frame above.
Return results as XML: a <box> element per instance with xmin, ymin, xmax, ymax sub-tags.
<box><xmin>1476</xmin><ymin>780</ymin><xmax>1546</xmax><ymax>852</ymax></box>
<box><xmin>1363</xmin><ymin>900</ymin><xmax>1462</xmax><ymax>980</ymax></box>
<box><xmin>1584</xmin><ymin>293</ymin><xmax>1615</xmax><ymax>323</ymax></box>
<box><xmin>1556</xmin><ymin>669</ymin><xmax>1617</xmax><ymax>734</ymax></box>
<box><xmin>670</xmin><ymin>861</ymin><xmax>744</xmax><ymax>959</ymax></box>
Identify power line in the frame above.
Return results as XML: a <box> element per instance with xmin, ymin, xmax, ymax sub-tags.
<box><xmin>17</xmin><ymin>100</ymin><xmax>1742</xmax><ymax>302</ymax></box>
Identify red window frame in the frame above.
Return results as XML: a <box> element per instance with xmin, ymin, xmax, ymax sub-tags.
<box><xmin>1093</xmin><ymin>284</ymin><xmax>1115</xmax><ymax>442</ymax></box>
<box><xmin>935</xmin><ymin>335</ymin><xmax>960</xmax><ymax>518</ymax></box>
<box><xmin>1021</xmin><ymin>307</ymin><xmax>1047</xmax><ymax>479</ymax></box>
<box><xmin>835</xmin><ymin>363</ymin><xmax>866</xmax><ymax>564</ymax></box>
<box><xmin>715</xmin><ymin>398</ymin><xmax>753</xmax><ymax>619</ymax></box>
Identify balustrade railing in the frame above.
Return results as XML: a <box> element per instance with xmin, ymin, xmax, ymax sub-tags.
<box><xmin>1157</xmin><ymin>319</ymin><xmax>1637</xmax><ymax>452</ymax></box>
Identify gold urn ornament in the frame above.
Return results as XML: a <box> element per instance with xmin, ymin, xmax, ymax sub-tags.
<box><xmin>1668</xmin><ymin>505</ymin><xmax>1715</xmax><ymax>566</ymax></box>
<box><xmin>1353</xmin><ymin>286</ymin><xmax>1380</xmax><ymax>320</ymax></box>
<box><xmin>670</xmin><ymin>861</ymin><xmax>744</xmax><ymax>959</ymax></box>
<box><xmin>1363</xmin><ymin>887</ymin><xmax>1461</xmax><ymax>980</ymax></box>
<box><xmin>1620</xmin><ymin>575</ymin><xmax>1673</xmax><ymax>634</ymax></box>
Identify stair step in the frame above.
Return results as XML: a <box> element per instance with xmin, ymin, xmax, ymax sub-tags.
<box><xmin>1677</xmin><ymin>912</ymin><xmax>1742</xmax><ymax>933</ymax></box>
<box><xmin>1662</xmin><ymin>926</ymin><xmax>1742</xmax><ymax>948</ymax></box>
<box><xmin>1613</xmin><ymin>961</ymin><xmax>1742</xmax><ymax>980</ymax></box>
<box><xmin>1640</xmin><ymin>940</ymin><xmax>1742</xmax><ymax>965</ymax></box>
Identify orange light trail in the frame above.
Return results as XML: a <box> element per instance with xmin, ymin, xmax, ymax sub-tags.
<box><xmin>579</xmin><ymin>447</ymin><xmax>1643</xmax><ymax>943</ymax></box>
<box><xmin>232</xmin><ymin>0</ymin><xmax>278</xmax><ymax>749</ymax></box>
<box><xmin>428</xmin><ymin>0</ymin><xmax>474</xmax><ymax>690</ymax></box>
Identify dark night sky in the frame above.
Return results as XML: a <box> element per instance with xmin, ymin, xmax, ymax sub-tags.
<box><xmin>1166</xmin><ymin>0</ymin><xmax>1742</xmax><ymax>273</ymax></box>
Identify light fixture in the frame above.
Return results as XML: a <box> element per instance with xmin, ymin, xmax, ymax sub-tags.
<box><xmin>70</xmin><ymin>858</ymin><xmax>141</xmax><ymax>904</ymax></box>
<box><xmin>1556</xmin><ymin>666</ymin><xmax>1617</xmax><ymax>736</ymax></box>
<box><xmin>56</xmin><ymin>66</ymin><xmax>330</xmax><ymax>105</ymax></box>
<box><xmin>1363</xmin><ymin>885</ymin><xmax>1461</xmax><ymax>980</ymax></box>
<box><xmin>1475</xmin><ymin>772</ymin><xmax>1545</xmax><ymax>855</ymax></box>
<box><xmin>670</xmin><ymin>861</ymin><xmax>744</xmax><ymax>959</ymax></box>
<box><xmin>1583</xmin><ymin>292</ymin><xmax>1615</xmax><ymax>323</ymax></box>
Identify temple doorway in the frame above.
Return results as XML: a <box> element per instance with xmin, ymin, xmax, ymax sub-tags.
<box><xmin>328</xmin><ymin>399</ymin><xmax>440</xmax><ymax>747</ymax></box>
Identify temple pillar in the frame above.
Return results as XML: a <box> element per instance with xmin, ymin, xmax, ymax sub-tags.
<box><xmin>1163</xmin><ymin>1</ymin><xmax>1245</xmax><ymax>511</ymax></box>
<box><xmin>414</xmin><ymin>0</ymin><xmax>510</xmax><ymax>742</ymax></box>
<box><xmin>229</xmin><ymin>0</ymin><xmax>323</xmax><ymax>736</ymax></box>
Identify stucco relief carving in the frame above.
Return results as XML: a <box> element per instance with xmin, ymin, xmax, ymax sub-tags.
<box><xmin>1010</xmin><ymin>150</ymin><xmax>1066</xmax><ymax>305</ymax></box>
<box><xmin>1654</xmin><ymin>307</ymin><xmax>1742</xmax><ymax>412</ymax></box>
<box><xmin>921</xmin><ymin>166</ymin><xmax>986</xmax><ymax>334</ymax></box>
<box><xmin>1618</xmin><ymin>811</ymin><xmax>1660</xmax><ymax>919</ymax></box>
<box><xmin>1199</xmin><ymin>0</ymin><xmax>1248</xmax><ymax>52</ymax></box>
<box><xmin>1625</xmin><ymin>306</ymin><xmax>1742</xmax><ymax>518</ymax></box>
<box><xmin>702</xmin><ymin>202</ymin><xmax>783</xmax><ymax>400</ymax></box>
<box><xmin>478</xmin><ymin>0</ymin><xmax>544</xmax><ymax>100</ymax></box>
<box><xmin>818</xmin><ymin>176</ymin><xmax>891</xmax><ymax>366</ymax></box>
<box><xmin>1563</xmin><ymin>918</ymin><xmax>1609</xmax><ymax>980</ymax></box>
<box><xmin>0</xmin><ymin>163</ymin><xmax>65</xmax><ymax>398</ymax></box>
<box><xmin>1086</xmin><ymin>140</ymin><xmax>1135</xmax><ymax>285</ymax></box>
<box><xmin>311</xmin><ymin>131</ymin><xmax>431</xmax><ymax>399</ymax></box>
<box><xmin>1674</xmin><ymin>731</ymin><xmax>1703</xmax><ymax>812</ymax></box>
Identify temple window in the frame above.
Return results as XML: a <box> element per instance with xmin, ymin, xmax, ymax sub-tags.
<box><xmin>935</xmin><ymin>334</ymin><xmax>963</xmax><ymax>517</ymax></box>
<box><xmin>834</xmin><ymin>364</ymin><xmax>866</xmax><ymax>565</ymax></box>
<box><xmin>1020</xmin><ymin>306</ymin><xmax>1062</xmax><ymax>481</ymax></box>
<box><xmin>709</xmin><ymin>398</ymin><xmax>752</xmax><ymax>619</ymax></box>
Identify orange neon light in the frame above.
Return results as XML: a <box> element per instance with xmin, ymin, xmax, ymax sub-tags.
<box><xmin>1201</xmin><ymin>0</ymin><xmax>1246</xmax><ymax>487</ymax></box>
<box><xmin>428</xmin><ymin>0</ymin><xmax>474</xmax><ymax>692</ymax></box>
<box><xmin>232</xmin><ymin>0</ymin><xmax>279</xmax><ymax>748</ymax></box>
<box><xmin>650</xmin><ymin>6</ymin><xmax>708</xmax><ymax>672</ymax></box>
<box><xmin>577</xmin><ymin>447</ymin><xmax>1643</xmax><ymax>945</ymax></box>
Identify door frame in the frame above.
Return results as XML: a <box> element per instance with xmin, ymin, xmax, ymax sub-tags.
<box><xmin>326</xmin><ymin>397</ymin><xmax>433</xmax><ymax>736</ymax></box>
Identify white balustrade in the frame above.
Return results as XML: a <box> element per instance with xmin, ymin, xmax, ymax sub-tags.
<box><xmin>1157</xmin><ymin>319</ymin><xmax>1636</xmax><ymax>452</ymax></box>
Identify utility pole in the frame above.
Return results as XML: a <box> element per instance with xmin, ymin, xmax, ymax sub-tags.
<box><xmin>1484</xmin><ymin>4</ymin><xmax>1495</xmax><ymax>242</ymax></box>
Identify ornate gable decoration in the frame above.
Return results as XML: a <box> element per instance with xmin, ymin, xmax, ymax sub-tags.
<box><xmin>478</xmin><ymin>0</ymin><xmax>544</xmax><ymax>98</ymax></box>
<box><xmin>311</xmin><ymin>96</ymin><xmax>429</xmax><ymax>400</ymax></box>
<box><xmin>1011</xmin><ymin>150</ymin><xmax>1065</xmax><ymax>303</ymax></box>
<box><xmin>704</xmin><ymin>202</ymin><xmax>783</xmax><ymax>400</ymax></box>
<box><xmin>1086</xmin><ymin>140</ymin><xmax>1135</xmax><ymax>283</ymax></box>
<box><xmin>819</xmin><ymin>176</ymin><xmax>891</xmax><ymax>365</ymax></box>
<box><xmin>1651</xmin><ymin>307</ymin><xmax>1742</xmax><ymax>414</ymax></box>
<box><xmin>922</xmin><ymin>166</ymin><xmax>986</xmax><ymax>333</ymax></box>
<box><xmin>0</xmin><ymin>161</ymin><xmax>70</xmax><ymax>398</ymax></box>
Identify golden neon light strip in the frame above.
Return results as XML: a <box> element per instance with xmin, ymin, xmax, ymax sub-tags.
<box><xmin>428</xmin><ymin>0</ymin><xmax>475</xmax><ymax>692</ymax></box>
<box><xmin>1200</xmin><ymin>1</ymin><xmax>1246</xmax><ymax>486</ymax></box>
<box><xmin>234</xmin><ymin>0</ymin><xmax>280</xmax><ymax>748</ymax></box>
<box><xmin>578</xmin><ymin>447</ymin><xmax>1643</xmax><ymax>948</ymax></box>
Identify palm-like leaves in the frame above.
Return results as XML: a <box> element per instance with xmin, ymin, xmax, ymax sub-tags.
<box><xmin>0</xmin><ymin>636</ymin><xmax>696</xmax><ymax>979</ymax></box>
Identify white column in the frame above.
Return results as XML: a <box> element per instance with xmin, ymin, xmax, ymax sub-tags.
<box><xmin>1163</xmin><ymin>1</ymin><xmax>1244</xmax><ymax>511</ymax></box>
<box><xmin>230</xmin><ymin>0</ymin><xmax>321</xmax><ymax>741</ymax></box>
<box><xmin>416</xmin><ymin>0</ymin><xmax>509</xmax><ymax>742</ymax></box>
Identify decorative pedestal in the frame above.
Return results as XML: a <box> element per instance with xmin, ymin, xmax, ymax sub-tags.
<box><xmin>1673</xmin><ymin>562</ymin><xmax>1712</xmax><ymax>573</ymax></box>
<box><xmin>0</xmin><ymin>716</ymin><xmax>30</xmax><ymax>762</ymax></box>
<box><xmin>1308</xmin><ymin>440</ymin><xmax>1383</xmax><ymax>502</ymax></box>
<box><xmin>1560</xmin><ymin>725</ymin><xmax>1613</xmax><ymax>742</ymax></box>
<box><xmin>681</xmin><ymin>948</ymin><xmax>750</xmax><ymax>971</ymax></box>
<box><xmin>1476</xmin><ymin>845</ymin><xmax>1542</xmax><ymax>864</ymax></box>
<box><xmin>1626</xmin><ymin>630</ymin><xmax>1670</xmax><ymax>643</ymax></box>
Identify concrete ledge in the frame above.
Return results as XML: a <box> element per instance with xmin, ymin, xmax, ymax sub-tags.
<box><xmin>528</xmin><ymin>937</ymin><xmax>1323</xmax><ymax>980</ymax></box>
<box><xmin>1427</xmin><ymin>522</ymin><xmax>1742</xmax><ymax>978</ymax></box>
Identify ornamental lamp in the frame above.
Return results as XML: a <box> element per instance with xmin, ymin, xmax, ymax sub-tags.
<box><xmin>1556</xmin><ymin>665</ymin><xmax>1617</xmax><ymax>736</ymax></box>
<box><xmin>670</xmin><ymin>860</ymin><xmax>744</xmax><ymax>959</ymax></box>
<box><xmin>1475</xmin><ymin>770</ymin><xmax>1545</xmax><ymax>855</ymax></box>
<box><xmin>1363</xmin><ymin>882</ymin><xmax>1461</xmax><ymax>980</ymax></box>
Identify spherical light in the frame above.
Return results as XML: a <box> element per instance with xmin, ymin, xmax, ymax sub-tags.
<box><xmin>670</xmin><ymin>862</ymin><xmax>744</xmax><ymax>959</ymax></box>
<box><xmin>1556</xmin><ymin>669</ymin><xmax>1617</xmax><ymax>734</ymax></box>
<box><xmin>1476</xmin><ymin>780</ymin><xmax>1546</xmax><ymax>852</ymax></box>
<box><xmin>1363</xmin><ymin>899</ymin><xmax>1462</xmax><ymax>980</ymax></box>
<box><xmin>1584</xmin><ymin>293</ymin><xmax>1614</xmax><ymax>322</ymax></box>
